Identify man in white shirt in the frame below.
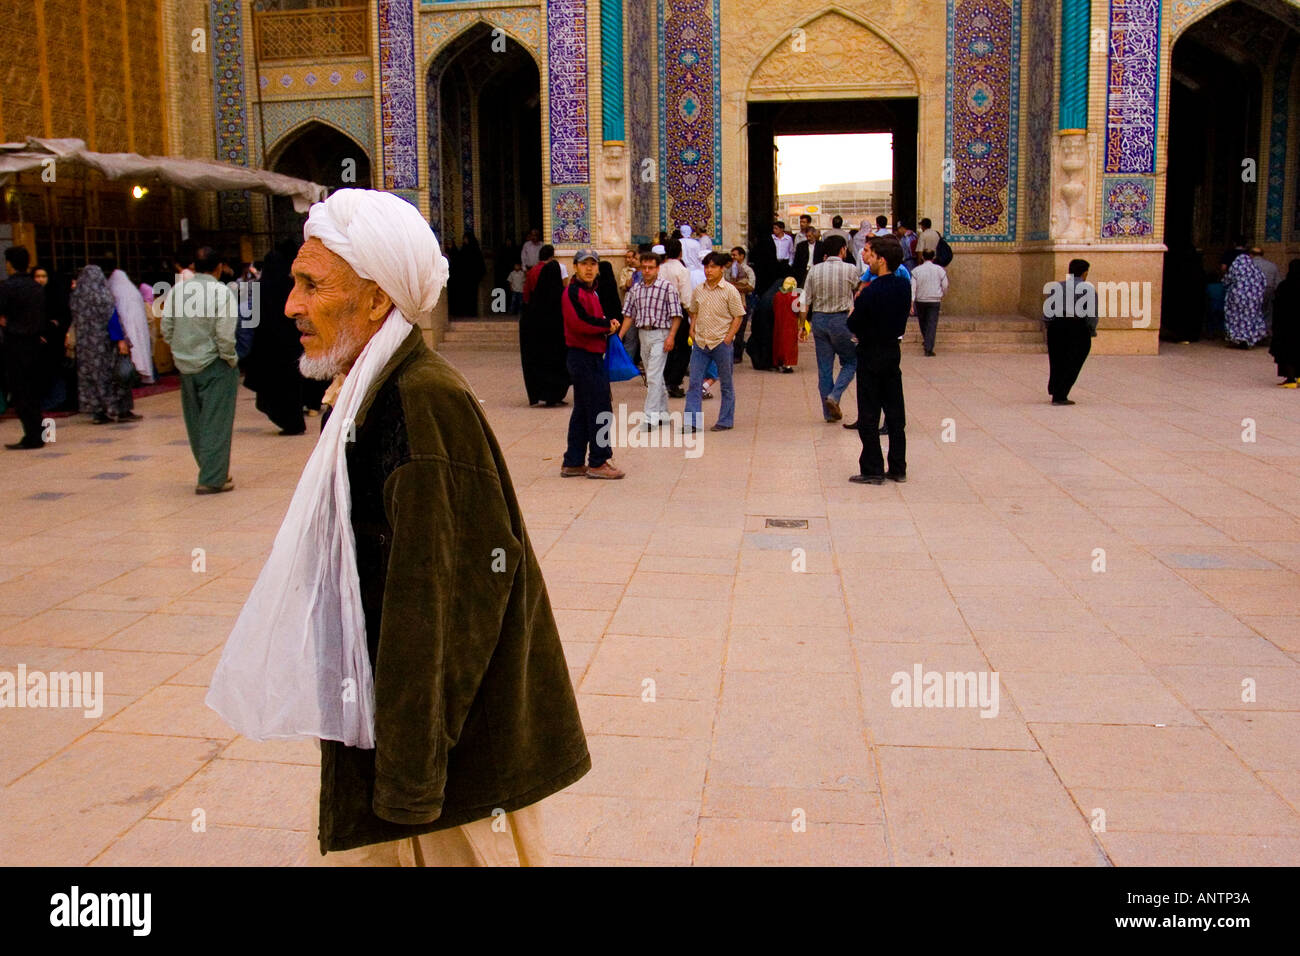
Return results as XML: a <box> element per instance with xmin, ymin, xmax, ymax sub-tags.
<box><xmin>910</xmin><ymin>250</ymin><xmax>949</xmax><ymax>356</ymax></box>
<box><xmin>772</xmin><ymin>221</ymin><xmax>795</xmax><ymax>266</ymax></box>
<box><xmin>658</xmin><ymin>237</ymin><xmax>696</xmax><ymax>397</ymax></box>
<box><xmin>872</xmin><ymin>215</ymin><xmax>892</xmax><ymax>237</ymax></box>
<box><xmin>915</xmin><ymin>218</ymin><xmax>942</xmax><ymax>258</ymax></box>
<box><xmin>520</xmin><ymin>229</ymin><xmax>543</xmax><ymax>270</ymax></box>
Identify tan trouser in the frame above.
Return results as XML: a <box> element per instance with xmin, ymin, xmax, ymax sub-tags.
<box><xmin>304</xmin><ymin>795</ymin><xmax>551</xmax><ymax>867</ymax></box>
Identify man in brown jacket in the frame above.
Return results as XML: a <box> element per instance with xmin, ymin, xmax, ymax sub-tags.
<box><xmin>208</xmin><ymin>190</ymin><xmax>589</xmax><ymax>865</ymax></box>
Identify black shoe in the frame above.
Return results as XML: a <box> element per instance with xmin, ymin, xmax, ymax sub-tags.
<box><xmin>117</xmin><ymin>411</ymin><xmax>143</xmax><ymax>422</ymax></box>
<box><xmin>91</xmin><ymin>413</ymin><xmax>112</xmax><ymax>425</ymax></box>
<box><xmin>667</xmin><ymin>387</ymin><xmax>686</xmax><ymax>398</ymax></box>
<box><xmin>878</xmin><ymin>424</ymin><xmax>889</xmax><ymax>435</ymax></box>
<box><xmin>709</xmin><ymin>423</ymin><xmax>732</xmax><ymax>431</ymax></box>
<box><xmin>1051</xmin><ymin>398</ymin><xmax>1075</xmax><ymax>405</ymax></box>
<box><xmin>887</xmin><ymin>471</ymin><xmax>907</xmax><ymax>483</ymax></box>
<box><xmin>924</xmin><ymin>349</ymin><xmax>936</xmax><ymax>357</ymax></box>
<box><xmin>278</xmin><ymin>427</ymin><xmax>306</xmax><ymax>436</ymax></box>
<box><xmin>543</xmin><ymin>400</ymin><xmax>569</xmax><ymax>407</ymax></box>
<box><xmin>842</xmin><ymin>421</ymin><xmax>858</xmax><ymax>430</ymax></box>
<box><xmin>849</xmin><ymin>474</ymin><xmax>886</xmax><ymax>485</ymax></box>
<box><xmin>5</xmin><ymin>440</ymin><xmax>43</xmax><ymax>450</ymax></box>
<box><xmin>780</xmin><ymin>366</ymin><xmax>794</xmax><ymax>374</ymax></box>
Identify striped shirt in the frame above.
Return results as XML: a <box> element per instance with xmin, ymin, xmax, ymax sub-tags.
<box><xmin>622</xmin><ymin>277</ymin><xmax>682</xmax><ymax>329</ymax></box>
<box><xmin>802</xmin><ymin>258</ymin><xmax>860</xmax><ymax>315</ymax></box>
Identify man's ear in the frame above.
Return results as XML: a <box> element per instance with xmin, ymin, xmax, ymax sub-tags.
<box><xmin>367</xmin><ymin>282</ymin><xmax>393</xmax><ymax>322</ymax></box>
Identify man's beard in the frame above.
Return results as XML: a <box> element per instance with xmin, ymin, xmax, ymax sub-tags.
<box><xmin>299</xmin><ymin>328</ymin><xmax>363</xmax><ymax>380</ymax></box>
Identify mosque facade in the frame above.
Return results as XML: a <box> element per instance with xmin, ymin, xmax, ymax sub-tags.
<box><xmin>3</xmin><ymin>0</ymin><xmax>1299</xmax><ymax>353</ymax></box>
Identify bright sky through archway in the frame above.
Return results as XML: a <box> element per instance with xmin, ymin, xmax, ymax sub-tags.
<box><xmin>775</xmin><ymin>133</ymin><xmax>893</xmax><ymax>193</ymax></box>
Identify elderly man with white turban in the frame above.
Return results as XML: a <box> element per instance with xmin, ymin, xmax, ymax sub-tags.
<box><xmin>206</xmin><ymin>189</ymin><xmax>590</xmax><ymax>865</ymax></box>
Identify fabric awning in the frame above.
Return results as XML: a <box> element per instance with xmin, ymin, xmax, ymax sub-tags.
<box><xmin>0</xmin><ymin>137</ymin><xmax>328</xmax><ymax>213</ymax></box>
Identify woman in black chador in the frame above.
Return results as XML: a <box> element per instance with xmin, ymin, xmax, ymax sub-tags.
<box><xmin>518</xmin><ymin>259</ymin><xmax>571</xmax><ymax>406</ymax></box>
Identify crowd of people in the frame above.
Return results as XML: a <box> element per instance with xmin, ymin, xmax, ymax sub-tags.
<box><xmin>0</xmin><ymin>240</ymin><xmax>329</xmax><ymax>490</ymax></box>
<box><xmin>514</xmin><ymin>215</ymin><xmax>956</xmax><ymax>483</ymax></box>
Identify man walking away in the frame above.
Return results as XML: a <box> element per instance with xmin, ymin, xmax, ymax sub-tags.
<box><xmin>659</xmin><ymin>238</ymin><xmax>695</xmax><ymax>397</ymax></box>
<box><xmin>801</xmin><ymin>235</ymin><xmax>859</xmax><ymax>423</ymax></box>
<box><xmin>916</xmin><ymin>218</ymin><xmax>941</xmax><ymax>260</ymax></box>
<box><xmin>684</xmin><ymin>252</ymin><xmax>746</xmax><ymax>432</ymax></box>
<box><xmin>847</xmin><ymin>236</ymin><xmax>910</xmax><ymax>484</ymax></box>
<box><xmin>161</xmin><ymin>246</ymin><xmax>240</xmax><ymax>493</ymax></box>
<box><xmin>1042</xmin><ymin>258</ymin><xmax>1097</xmax><ymax>405</ymax></box>
<box><xmin>561</xmin><ymin>250</ymin><xmax>624</xmax><ymax>479</ymax></box>
<box><xmin>620</xmin><ymin>252</ymin><xmax>682</xmax><ymax>430</ymax></box>
<box><xmin>0</xmin><ymin>246</ymin><xmax>49</xmax><ymax>449</ymax></box>
<box><xmin>911</xmin><ymin>249</ymin><xmax>949</xmax><ymax>356</ymax></box>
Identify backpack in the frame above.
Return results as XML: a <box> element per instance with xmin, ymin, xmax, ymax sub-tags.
<box><xmin>934</xmin><ymin>234</ymin><xmax>954</xmax><ymax>268</ymax></box>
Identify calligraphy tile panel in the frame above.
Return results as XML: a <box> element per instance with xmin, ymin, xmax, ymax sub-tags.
<box><xmin>659</xmin><ymin>0</ymin><xmax>721</xmax><ymax>235</ymax></box>
<box><xmin>379</xmin><ymin>0</ymin><xmax>419</xmax><ymax>190</ymax></box>
<box><xmin>1104</xmin><ymin>0</ymin><xmax>1160</xmax><ymax>175</ymax></box>
<box><xmin>548</xmin><ymin>0</ymin><xmax>590</xmax><ymax>185</ymax></box>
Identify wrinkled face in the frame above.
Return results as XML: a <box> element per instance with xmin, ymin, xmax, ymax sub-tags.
<box><xmin>640</xmin><ymin>258</ymin><xmax>659</xmax><ymax>282</ymax></box>
<box><xmin>704</xmin><ymin>260</ymin><xmax>724</xmax><ymax>283</ymax></box>
<box><xmin>575</xmin><ymin>259</ymin><xmax>599</xmax><ymax>284</ymax></box>
<box><xmin>285</xmin><ymin>238</ymin><xmax>391</xmax><ymax>380</ymax></box>
<box><xmin>33</xmin><ymin>268</ymin><xmax>48</xmax><ymax>285</ymax></box>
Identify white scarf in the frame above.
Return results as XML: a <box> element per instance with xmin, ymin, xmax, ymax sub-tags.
<box><xmin>206</xmin><ymin>190</ymin><xmax>448</xmax><ymax>748</ymax></box>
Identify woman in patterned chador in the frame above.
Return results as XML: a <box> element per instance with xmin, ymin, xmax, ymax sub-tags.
<box><xmin>1222</xmin><ymin>251</ymin><xmax>1268</xmax><ymax>349</ymax></box>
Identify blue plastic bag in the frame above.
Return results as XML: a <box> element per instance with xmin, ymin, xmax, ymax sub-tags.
<box><xmin>606</xmin><ymin>333</ymin><xmax>640</xmax><ymax>382</ymax></box>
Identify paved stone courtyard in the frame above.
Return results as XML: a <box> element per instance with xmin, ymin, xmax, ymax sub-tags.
<box><xmin>1</xmin><ymin>340</ymin><xmax>1298</xmax><ymax>866</ymax></box>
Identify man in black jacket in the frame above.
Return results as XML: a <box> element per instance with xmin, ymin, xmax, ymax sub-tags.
<box><xmin>847</xmin><ymin>235</ymin><xmax>911</xmax><ymax>484</ymax></box>
<box><xmin>0</xmin><ymin>246</ymin><xmax>51</xmax><ymax>450</ymax></box>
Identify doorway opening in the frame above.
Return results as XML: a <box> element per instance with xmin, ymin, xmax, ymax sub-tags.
<box><xmin>775</xmin><ymin>132</ymin><xmax>894</xmax><ymax>236</ymax></box>
<box><xmin>746</xmin><ymin>98</ymin><xmax>917</xmax><ymax>252</ymax></box>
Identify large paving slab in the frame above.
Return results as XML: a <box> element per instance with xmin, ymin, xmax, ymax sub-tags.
<box><xmin>0</xmin><ymin>340</ymin><xmax>1298</xmax><ymax>865</ymax></box>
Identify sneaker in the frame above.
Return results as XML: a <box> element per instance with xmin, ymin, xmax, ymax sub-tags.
<box><xmin>823</xmin><ymin>397</ymin><xmax>842</xmax><ymax>421</ymax></box>
<box><xmin>586</xmin><ymin>462</ymin><xmax>625</xmax><ymax>479</ymax></box>
<box><xmin>849</xmin><ymin>474</ymin><xmax>885</xmax><ymax>485</ymax></box>
<box><xmin>702</xmin><ymin>389</ymin><xmax>714</xmax><ymax>400</ymax></box>
<box><xmin>560</xmin><ymin>465</ymin><xmax>587</xmax><ymax>477</ymax></box>
<box><xmin>196</xmin><ymin>478</ymin><xmax>235</xmax><ymax>495</ymax></box>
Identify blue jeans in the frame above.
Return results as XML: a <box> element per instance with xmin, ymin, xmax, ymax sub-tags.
<box><xmin>811</xmin><ymin>311</ymin><xmax>858</xmax><ymax>411</ymax></box>
<box><xmin>685</xmin><ymin>342</ymin><xmax>735</xmax><ymax>428</ymax></box>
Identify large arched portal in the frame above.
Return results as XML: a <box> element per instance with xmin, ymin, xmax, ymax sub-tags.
<box><xmin>1160</xmin><ymin>1</ymin><xmax>1300</xmax><ymax>339</ymax></box>
<box><xmin>266</xmin><ymin>121</ymin><xmax>372</xmax><ymax>243</ymax></box>
<box><xmin>427</xmin><ymin>24</ymin><xmax>543</xmax><ymax>318</ymax></box>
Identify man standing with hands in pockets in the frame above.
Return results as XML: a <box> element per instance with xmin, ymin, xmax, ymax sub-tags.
<box><xmin>684</xmin><ymin>252</ymin><xmax>746</xmax><ymax>433</ymax></box>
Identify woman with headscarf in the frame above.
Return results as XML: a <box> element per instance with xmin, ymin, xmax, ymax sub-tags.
<box><xmin>771</xmin><ymin>276</ymin><xmax>801</xmax><ymax>372</ymax></box>
<box><xmin>518</xmin><ymin>259</ymin><xmax>570</xmax><ymax>406</ymax></box>
<box><xmin>71</xmin><ymin>265</ymin><xmax>137</xmax><ymax>423</ymax></box>
<box><xmin>456</xmin><ymin>231</ymin><xmax>486</xmax><ymax>317</ymax></box>
<box><xmin>1269</xmin><ymin>259</ymin><xmax>1299</xmax><ymax>387</ymax></box>
<box><xmin>243</xmin><ymin>241</ymin><xmax>307</xmax><ymax>434</ymax></box>
<box><xmin>747</xmin><ymin>272</ymin><xmax>785</xmax><ymax>372</ymax></box>
<box><xmin>1223</xmin><ymin>250</ymin><xmax>1268</xmax><ymax>348</ymax></box>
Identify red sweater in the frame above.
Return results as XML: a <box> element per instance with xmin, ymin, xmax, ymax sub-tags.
<box><xmin>561</xmin><ymin>282</ymin><xmax>610</xmax><ymax>352</ymax></box>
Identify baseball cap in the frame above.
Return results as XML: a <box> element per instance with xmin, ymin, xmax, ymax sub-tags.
<box><xmin>574</xmin><ymin>249</ymin><xmax>600</xmax><ymax>263</ymax></box>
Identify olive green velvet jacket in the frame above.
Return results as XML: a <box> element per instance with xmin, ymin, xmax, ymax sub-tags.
<box><xmin>317</xmin><ymin>326</ymin><xmax>590</xmax><ymax>854</ymax></box>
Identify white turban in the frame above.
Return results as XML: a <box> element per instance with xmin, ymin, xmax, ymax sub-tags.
<box><xmin>304</xmin><ymin>188</ymin><xmax>449</xmax><ymax>323</ymax></box>
<box><xmin>680</xmin><ymin>224</ymin><xmax>693</xmax><ymax>238</ymax></box>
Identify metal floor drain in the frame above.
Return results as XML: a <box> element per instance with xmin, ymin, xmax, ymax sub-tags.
<box><xmin>765</xmin><ymin>518</ymin><xmax>809</xmax><ymax>529</ymax></box>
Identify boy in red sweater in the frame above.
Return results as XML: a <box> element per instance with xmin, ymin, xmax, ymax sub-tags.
<box><xmin>561</xmin><ymin>250</ymin><xmax>625</xmax><ymax>479</ymax></box>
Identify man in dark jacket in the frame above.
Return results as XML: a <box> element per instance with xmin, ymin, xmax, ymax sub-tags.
<box><xmin>212</xmin><ymin>190</ymin><xmax>590</xmax><ymax>865</ymax></box>
<box><xmin>847</xmin><ymin>235</ymin><xmax>911</xmax><ymax>484</ymax></box>
<box><xmin>0</xmin><ymin>246</ymin><xmax>51</xmax><ymax>449</ymax></box>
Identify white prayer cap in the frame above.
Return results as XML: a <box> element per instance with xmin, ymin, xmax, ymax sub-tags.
<box><xmin>651</xmin><ymin>244</ymin><xmax>666</xmax><ymax>255</ymax></box>
<box><xmin>303</xmin><ymin>188</ymin><xmax>449</xmax><ymax>323</ymax></box>
<box><xmin>680</xmin><ymin>224</ymin><xmax>693</xmax><ymax>238</ymax></box>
